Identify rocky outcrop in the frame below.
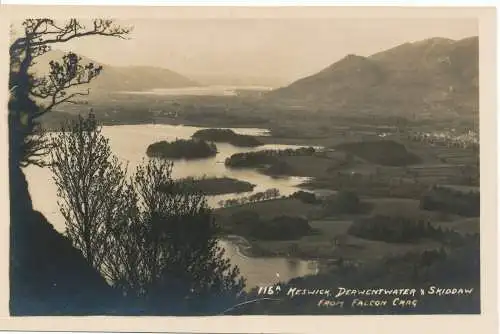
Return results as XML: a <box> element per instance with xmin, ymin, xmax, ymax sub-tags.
<box><xmin>9</xmin><ymin>165</ymin><xmax>121</xmax><ymax>315</ymax></box>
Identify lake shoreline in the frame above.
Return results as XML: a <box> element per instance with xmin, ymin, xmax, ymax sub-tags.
<box><xmin>219</xmin><ymin>234</ymin><xmax>338</xmax><ymax>262</ymax></box>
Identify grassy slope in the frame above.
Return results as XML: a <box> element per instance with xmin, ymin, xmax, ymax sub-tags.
<box><xmin>215</xmin><ymin>198</ymin><xmax>321</xmax><ymax>222</ymax></box>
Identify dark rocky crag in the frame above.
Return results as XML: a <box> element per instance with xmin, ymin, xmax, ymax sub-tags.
<box><xmin>9</xmin><ymin>165</ymin><xmax>122</xmax><ymax>315</ymax></box>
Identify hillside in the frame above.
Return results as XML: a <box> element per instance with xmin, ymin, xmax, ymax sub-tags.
<box><xmin>335</xmin><ymin>140</ymin><xmax>422</xmax><ymax>166</ymax></box>
<box><xmin>267</xmin><ymin>36</ymin><xmax>479</xmax><ymax>118</ymax></box>
<box><xmin>32</xmin><ymin>50</ymin><xmax>200</xmax><ymax>93</ymax></box>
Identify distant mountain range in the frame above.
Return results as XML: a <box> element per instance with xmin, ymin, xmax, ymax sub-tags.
<box><xmin>266</xmin><ymin>36</ymin><xmax>479</xmax><ymax>117</ymax></box>
<box><xmin>33</xmin><ymin>50</ymin><xmax>200</xmax><ymax>93</ymax></box>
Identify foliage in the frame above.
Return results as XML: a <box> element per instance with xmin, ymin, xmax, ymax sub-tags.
<box><xmin>9</xmin><ymin>18</ymin><xmax>131</xmax><ymax>167</ymax></box>
<box><xmin>218</xmin><ymin>188</ymin><xmax>281</xmax><ymax>207</ymax></box>
<box><xmin>146</xmin><ymin>139</ymin><xmax>217</xmax><ymax>160</ymax></box>
<box><xmin>192</xmin><ymin>128</ymin><xmax>263</xmax><ymax>147</ymax></box>
<box><xmin>348</xmin><ymin>215</ymin><xmax>446</xmax><ymax>243</ymax></box>
<box><xmin>335</xmin><ymin>140</ymin><xmax>421</xmax><ymax>166</ymax></box>
<box><xmin>289</xmin><ymin>190</ymin><xmax>319</xmax><ymax>204</ymax></box>
<box><xmin>225</xmin><ymin>147</ymin><xmax>316</xmax><ymax>168</ymax></box>
<box><xmin>166</xmin><ymin>177</ymin><xmax>255</xmax><ymax>196</ymax></box>
<box><xmin>323</xmin><ymin>190</ymin><xmax>365</xmax><ymax>214</ymax></box>
<box><xmin>50</xmin><ymin>112</ymin><xmax>130</xmax><ymax>269</ymax></box>
<box><xmin>51</xmin><ymin>113</ymin><xmax>245</xmax><ymax>314</ymax></box>
<box><xmin>112</xmin><ymin>159</ymin><xmax>244</xmax><ymax>313</ymax></box>
<box><xmin>420</xmin><ymin>186</ymin><xmax>480</xmax><ymax>217</ymax></box>
<box><xmin>225</xmin><ymin>152</ymin><xmax>276</xmax><ymax>168</ymax></box>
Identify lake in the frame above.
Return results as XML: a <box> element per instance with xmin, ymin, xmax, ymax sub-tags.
<box><xmin>118</xmin><ymin>85</ymin><xmax>273</xmax><ymax>97</ymax></box>
<box><xmin>23</xmin><ymin>124</ymin><xmax>318</xmax><ymax>289</ymax></box>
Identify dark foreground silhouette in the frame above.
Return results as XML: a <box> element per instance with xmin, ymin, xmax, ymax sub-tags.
<box><xmin>10</xmin><ymin>165</ymin><xmax>119</xmax><ymax>315</ymax></box>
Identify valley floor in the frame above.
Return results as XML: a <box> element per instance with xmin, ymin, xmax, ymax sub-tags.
<box><xmin>47</xmin><ymin>99</ymin><xmax>480</xmax><ymax>264</ymax></box>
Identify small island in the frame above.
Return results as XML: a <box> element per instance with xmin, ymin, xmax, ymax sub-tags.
<box><xmin>146</xmin><ymin>138</ymin><xmax>217</xmax><ymax>159</ymax></box>
<box><xmin>192</xmin><ymin>128</ymin><xmax>263</xmax><ymax>147</ymax></box>
<box><xmin>224</xmin><ymin>147</ymin><xmax>317</xmax><ymax>169</ymax></box>
<box><xmin>172</xmin><ymin>177</ymin><xmax>256</xmax><ymax>196</ymax></box>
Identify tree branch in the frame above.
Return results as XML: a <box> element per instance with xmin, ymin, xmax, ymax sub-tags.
<box><xmin>9</xmin><ymin>18</ymin><xmax>132</xmax><ymax>168</ymax></box>
<box><xmin>30</xmin><ymin>19</ymin><xmax>132</xmax><ymax>46</ymax></box>
<box><xmin>40</xmin><ymin>89</ymin><xmax>90</xmax><ymax>116</ymax></box>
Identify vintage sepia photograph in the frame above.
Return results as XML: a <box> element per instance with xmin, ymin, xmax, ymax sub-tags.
<box><xmin>1</xmin><ymin>5</ymin><xmax>496</xmax><ymax>329</ymax></box>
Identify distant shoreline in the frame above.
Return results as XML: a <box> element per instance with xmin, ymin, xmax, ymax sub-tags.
<box><xmin>43</xmin><ymin>120</ymin><xmax>273</xmax><ymax>135</ymax></box>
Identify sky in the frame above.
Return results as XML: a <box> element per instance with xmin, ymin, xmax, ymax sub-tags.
<box><xmin>50</xmin><ymin>18</ymin><xmax>478</xmax><ymax>86</ymax></box>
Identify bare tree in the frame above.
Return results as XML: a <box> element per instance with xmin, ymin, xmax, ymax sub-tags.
<box><xmin>9</xmin><ymin>19</ymin><xmax>132</xmax><ymax>167</ymax></box>
<box><xmin>50</xmin><ymin>112</ymin><xmax>130</xmax><ymax>269</ymax></box>
<box><xmin>52</xmin><ymin>113</ymin><xmax>245</xmax><ymax>312</ymax></box>
<box><xmin>128</xmin><ymin>159</ymin><xmax>245</xmax><ymax>310</ymax></box>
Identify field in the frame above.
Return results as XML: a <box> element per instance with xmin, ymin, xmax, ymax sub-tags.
<box><xmin>47</xmin><ymin>93</ymin><xmax>480</xmax><ymax>263</ymax></box>
<box><xmin>214</xmin><ymin>194</ymin><xmax>477</xmax><ymax>261</ymax></box>
<box><xmin>214</xmin><ymin>198</ymin><xmax>321</xmax><ymax>222</ymax></box>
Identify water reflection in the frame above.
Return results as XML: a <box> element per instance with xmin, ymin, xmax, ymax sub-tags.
<box><xmin>219</xmin><ymin>239</ymin><xmax>317</xmax><ymax>290</ymax></box>
<box><xmin>23</xmin><ymin>124</ymin><xmax>318</xmax><ymax>289</ymax></box>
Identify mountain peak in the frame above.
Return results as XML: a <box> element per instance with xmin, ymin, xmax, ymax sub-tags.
<box><xmin>266</xmin><ymin>36</ymin><xmax>478</xmax><ymax>117</ymax></box>
<box><xmin>320</xmin><ymin>54</ymin><xmax>372</xmax><ymax>74</ymax></box>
